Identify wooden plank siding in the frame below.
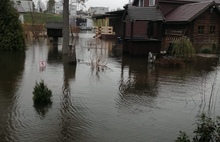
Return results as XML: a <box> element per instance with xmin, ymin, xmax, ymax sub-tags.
<box><xmin>190</xmin><ymin>9</ymin><xmax>220</xmax><ymax>51</ymax></box>
<box><xmin>162</xmin><ymin>2</ymin><xmax>220</xmax><ymax>52</ymax></box>
<box><xmin>125</xmin><ymin>21</ymin><xmax>148</xmax><ymax>39</ymax></box>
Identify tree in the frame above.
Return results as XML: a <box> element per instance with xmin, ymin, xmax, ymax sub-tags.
<box><xmin>0</xmin><ymin>0</ymin><xmax>25</xmax><ymax>51</ymax></box>
<box><xmin>47</xmin><ymin>0</ymin><xmax>55</xmax><ymax>13</ymax></box>
<box><xmin>171</xmin><ymin>37</ymin><xmax>195</xmax><ymax>60</ymax></box>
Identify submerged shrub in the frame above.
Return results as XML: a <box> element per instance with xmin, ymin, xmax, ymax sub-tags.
<box><xmin>171</xmin><ymin>37</ymin><xmax>195</xmax><ymax>60</ymax></box>
<box><xmin>175</xmin><ymin>113</ymin><xmax>220</xmax><ymax>142</ymax></box>
<box><xmin>33</xmin><ymin>80</ymin><xmax>52</xmax><ymax>104</ymax></box>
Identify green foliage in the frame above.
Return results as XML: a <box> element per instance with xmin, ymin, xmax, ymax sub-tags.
<box><xmin>171</xmin><ymin>37</ymin><xmax>195</xmax><ymax>60</ymax></box>
<box><xmin>200</xmin><ymin>43</ymin><xmax>219</xmax><ymax>54</ymax></box>
<box><xmin>200</xmin><ymin>47</ymin><xmax>212</xmax><ymax>54</ymax></box>
<box><xmin>176</xmin><ymin>131</ymin><xmax>190</xmax><ymax>142</ymax></box>
<box><xmin>33</xmin><ymin>80</ymin><xmax>52</xmax><ymax>104</ymax></box>
<box><xmin>0</xmin><ymin>0</ymin><xmax>25</xmax><ymax>51</ymax></box>
<box><xmin>24</xmin><ymin>12</ymin><xmax>62</xmax><ymax>24</ymax></box>
<box><xmin>175</xmin><ymin>114</ymin><xmax>220</xmax><ymax>142</ymax></box>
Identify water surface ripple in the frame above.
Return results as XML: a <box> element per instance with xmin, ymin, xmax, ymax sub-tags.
<box><xmin>0</xmin><ymin>34</ymin><xmax>220</xmax><ymax>142</ymax></box>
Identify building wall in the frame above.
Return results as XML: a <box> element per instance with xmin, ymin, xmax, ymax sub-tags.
<box><xmin>125</xmin><ymin>21</ymin><xmax>148</xmax><ymax>38</ymax></box>
<box><xmin>133</xmin><ymin>0</ymin><xmax>158</xmax><ymax>7</ymax></box>
<box><xmin>162</xmin><ymin>7</ymin><xmax>220</xmax><ymax>51</ymax></box>
<box><xmin>19</xmin><ymin>14</ymin><xmax>24</xmax><ymax>24</ymax></box>
<box><xmin>88</xmin><ymin>7</ymin><xmax>109</xmax><ymax>15</ymax></box>
<box><xmin>190</xmin><ymin>8</ymin><xmax>220</xmax><ymax>50</ymax></box>
<box><xmin>13</xmin><ymin>0</ymin><xmax>33</xmax><ymax>11</ymax></box>
<box><xmin>55</xmin><ymin>2</ymin><xmax>63</xmax><ymax>14</ymax></box>
<box><xmin>54</xmin><ymin>2</ymin><xmax>76</xmax><ymax>16</ymax></box>
<box><xmin>69</xmin><ymin>5</ymin><xmax>77</xmax><ymax>16</ymax></box>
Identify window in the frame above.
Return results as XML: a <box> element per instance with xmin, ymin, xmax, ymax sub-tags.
<box><xmin>149</xmin><ymin>0</ymin><xmax>155</xmax><ymax>6</ymax></box>
<box><xmin>198</xmin><ymin>26</ymin><xmax>204</xmax><ymax>34</ymax></box>
<box><xmin>138</xmin><ymin>0</ymin><xmax>144</xmax><ymax>7</ymax></box>
<box><xmin>210</xmin><ymin>26</ymin><xmax>215</xmax><ymax>34</ymax></box>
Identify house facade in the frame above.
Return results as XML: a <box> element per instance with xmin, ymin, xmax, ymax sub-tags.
<box><xmin>88</xmin><ymin>7</ymin><xmax>109</xmax><ymax>16</ymax></box>
<box><xmin>92</xmin><ymin>10</ymin><xmax>124</xmax><ymax>39</ymax></box>
<box><xmin>122</xmin><ymin>0</ymin><xmax>220</xmax><ymax>56</ymax></box>
<box><xmin>122</xmin><ymin>0</ymin><xmax>165</xmax><ymax>56</ymax></box>
<box><xmin>12</xmin><ymin>0</ymin><xmax>33</xmax><ymax>11</ymax></box>
<box><xmin>163</xmin><ymin>1</ymin><xmax>220</xmax><ymax>51</ymax></box>
<box><xmin>55</xmin><ymin>2</ymin><xmax>77</xmax><ymax>16</ymax></box>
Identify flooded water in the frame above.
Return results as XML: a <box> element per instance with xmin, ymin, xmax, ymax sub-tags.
<box><xmin>1</xmin><ymin>32</ymin><xmax>220</xmax><ymax>142</ymax></box>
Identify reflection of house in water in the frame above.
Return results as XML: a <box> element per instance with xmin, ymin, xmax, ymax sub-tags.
<box><xmin>117</xmin><ymin>56</ymin><xmax>159</xmax><ymax>112</ymax></box>
<box><xmin>119</xmin><ymin>56</ymin><xmax>159</xmax><ymax>97</ymax></box>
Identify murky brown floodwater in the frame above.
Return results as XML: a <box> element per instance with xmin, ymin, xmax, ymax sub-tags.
<box><xmin>0</xmin><ymin>32</ymin><xmax>220</xmax><ymax>142</ymax></box>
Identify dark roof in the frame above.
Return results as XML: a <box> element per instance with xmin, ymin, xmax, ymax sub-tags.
<box><xmin>45</xmin><ymin>22</ymin><xmax>63</xmax><ymax>29</ymax></box>
<box><xmin>92</xmin><ymin>10</ymin><xmax>125</xmax><ymax>19</ymax></box>
<box><xmin>92</xmin><ymin>14</ymin><xmax>121</xmax><ymax>19</ymax></box>
<box><xmin>126</xmin><ymin>6</ymin><xmax>165</xmax><ymax>21</ymax></box>
<box><xmin>106</xmin><ymin>10</ymin><xmax>125</xmax><ymax>14</ymax></box>
<box><xmin>165</xmin><ymin>1</ymin><xmax>215</xmax><ymax>22</ymax></box>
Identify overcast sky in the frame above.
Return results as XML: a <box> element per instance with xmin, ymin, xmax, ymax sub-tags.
<box><xmin>85</xmin><ymin>0</ymin><xmax>130</xmax><ymax>10</ymax></box>
<box><xmin>41</xmin><ymin>0</ymin><xmax>130</xmax><ymax>11</ymax></box>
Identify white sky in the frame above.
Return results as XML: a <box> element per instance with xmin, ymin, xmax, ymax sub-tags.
<box><xmin>41</xmin><ymin>0</ymin><xmax>130</xmax><ymax>11</ymax></box>
<box><xmin>85</xmin><ymin>0</ymin><xmax>129</xmax><ymax>10</ymax></box>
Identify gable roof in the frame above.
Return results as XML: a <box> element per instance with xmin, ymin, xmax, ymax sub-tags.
<box><xmin>165</xmin><ymin>1</ymin><xmax>216</xmax><ymax>22</ymax></box>
<box><xmin>45</xmin><ymin>22</ymin><xmax>63</xmax><ymax>29</ymax></box>
<box><xmin>126</xmin><ymin>6</ymin><xmax>165</xmax><ymax>21</ymax></box>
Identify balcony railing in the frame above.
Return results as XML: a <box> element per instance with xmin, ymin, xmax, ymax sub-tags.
<box><xmin>95</xmin><ymin>26</ymin><xmax>115</xmax><ymax>35</ymax></box>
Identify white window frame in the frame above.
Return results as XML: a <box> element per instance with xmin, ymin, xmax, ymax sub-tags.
<box><xmin>149</xmin><ymin>0</ymin><xmax>155</xmax><ymax>6</ymax></box>
<box><xmin>138</xmin><ymin>0</ymin><xmax>144</xmax><ymax>7</ymax></box>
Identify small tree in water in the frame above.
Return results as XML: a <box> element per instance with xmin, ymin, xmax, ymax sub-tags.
<box><xmin>33</xmin><ymin>80</ymin><xmax>52</xmax><ymax>104</ymax></box>
<box><xmin>175</xmin><ymin>113</ymin><xmax>220</xmax><ymax>142</ymax></box>
<box><xmin>0</xmin><ymin>0</ymin><xmax>25</xmax><ymax>51</ymax></box>
<box><xmin>171</xmin><ymin>37</ymin><xmax>195</xmax><ymax>60</ymax></box>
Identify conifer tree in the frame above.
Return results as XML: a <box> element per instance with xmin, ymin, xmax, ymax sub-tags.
<box><xmin>0</xmin><ymin>0</ymin><xmax>25</xmax><ymax>51</ymax></box>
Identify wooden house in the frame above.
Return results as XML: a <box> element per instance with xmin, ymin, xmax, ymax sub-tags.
<box><xmin>162</xmin><ymin>1</ymin><xmax>220</xmax><ymax>51</ymax></box>
<box><xmin>92</xmin><ymin>10</ymin><xmax>124</xmax><ymax>39</ymax></box>
<box><xmin>123</xmin><ymin>1</ymin><xmax>165</xmax><ymax>56</ymax></box>
<box><xmin>92</xmin><ymin>0</ymin><xmax>220</xmax><ymax>56</ymax></box>
<box><xmin>123</xmin><ymin>0</ymin><xmax>220</xmax><ymax>55</ymax></box>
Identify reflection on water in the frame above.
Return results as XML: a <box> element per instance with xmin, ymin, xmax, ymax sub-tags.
<box><xmin>0</xmin><ymin>33</ymin><xmax>220</xmax><ymax>141</ymax></box>
<box><xmin>0</xmin><ymin>52</ymin><xmax>25</xmax><ymax>142</ymax></box>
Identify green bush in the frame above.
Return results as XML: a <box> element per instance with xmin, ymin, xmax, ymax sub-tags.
<box><xmin>175</xmin><ymin>113</ymin><xmax>220</xmax><ymax>142</ymax></box>
<box><xmin>33</xmin><ymin>80</ymin><xmax>52</xmax><ymax>104</ymax></box>
<box><xmin>0</xmin><ymin>0</ymin><xmax>25</xmax><ymax>51</ymax></box>
<box><xmin>200</xmin><ymin>47</ymin><xmax>212</xmax><ymax>54</ymax></box>
<box><xmin>171</xmin><ymin>37</ymin><xmax>195</xmax><ymax>60</ymax></box>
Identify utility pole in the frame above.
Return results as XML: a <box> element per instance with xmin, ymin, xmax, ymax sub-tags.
<box><xmin>63</xmin><ymin>0</ymin><xmax>77</xmax><ymax>64</ymax></box>
<box><xmin>62</xmin><ymin>0</ymin><xmax>69</xmax><ymax>54</ymax></box>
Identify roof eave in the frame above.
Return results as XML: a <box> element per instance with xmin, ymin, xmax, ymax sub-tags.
<box><xmin>188</xmin><ymin>1</ymin><xmax>216</xmax><ymax>22</ymax></box>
